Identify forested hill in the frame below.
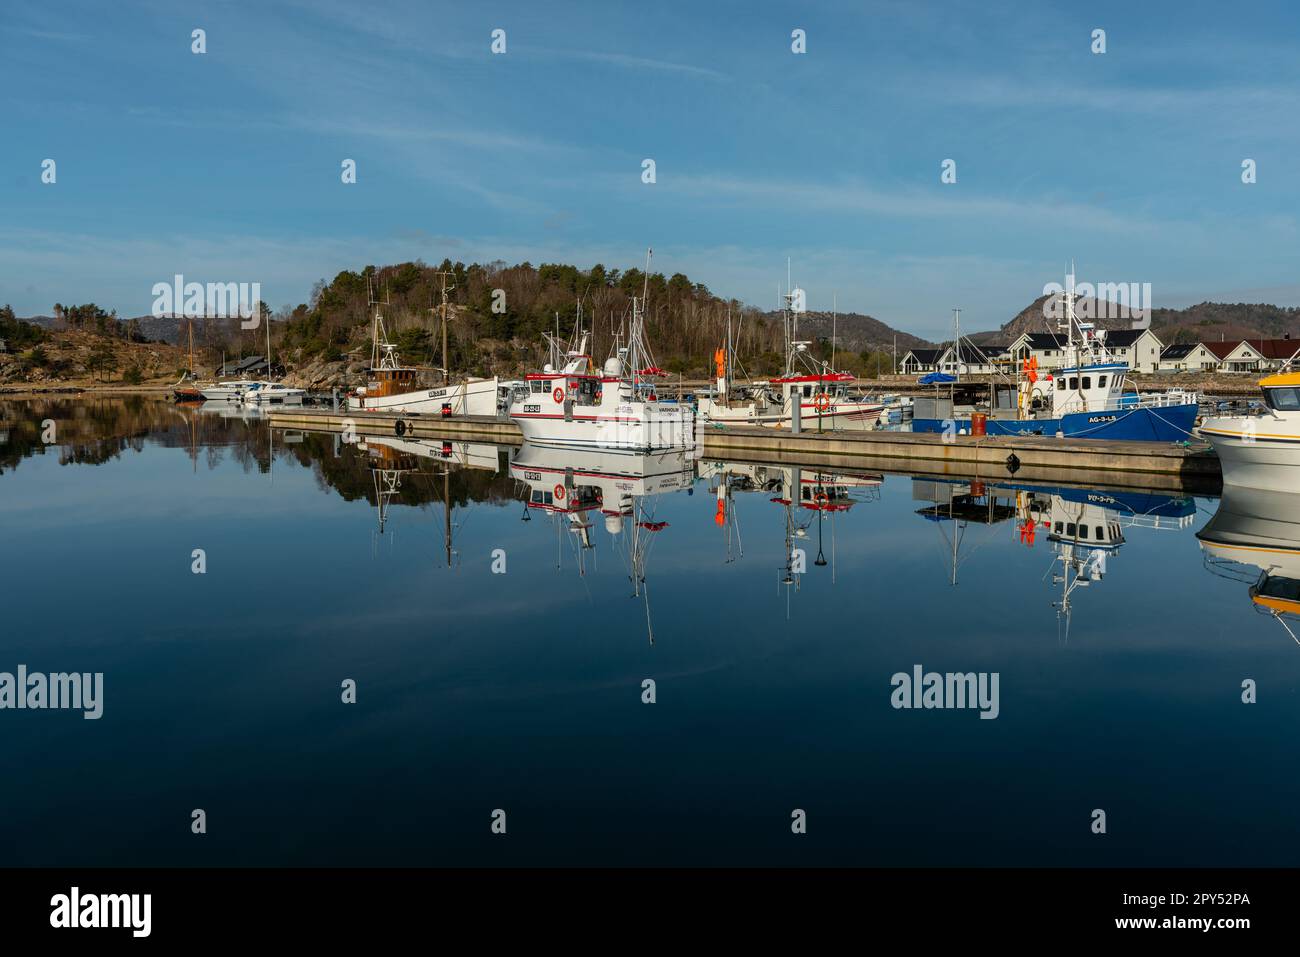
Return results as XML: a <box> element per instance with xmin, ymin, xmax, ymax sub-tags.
<box><xmin>274</xmin><ymin>259</ymin><xmax>924</xmax><ymax>378</ymax></box>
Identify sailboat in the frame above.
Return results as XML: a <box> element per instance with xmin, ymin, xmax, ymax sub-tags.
<box><xmin>242</xmin><ymin>311</ymin><xmax>304</xmax><ymax>406</ymax></box>
<box><xmin>695</xmin><ymin>268</ymin><xmax>884</xmax><ymax>430</ymax></box>
<box><xmin>346</xmin><ymin>274</ymin><xmax>510</xmax><ymax>417</ymax></box>
<box><xmin>507</xmin><ymin>250</ymin><xmax>695</xmax><ymax>451</ymax></box>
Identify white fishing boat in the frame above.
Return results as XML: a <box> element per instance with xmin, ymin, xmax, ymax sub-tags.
<box><xmin>508</xmin><ymin>251</ymin><xmax>694</xmax><ymax>451</ymax></box>
<box><xmin>1199</xmin><ymin>372</ymin><xmax>1300</xmax><ymax>492</ymax></box>
<box><xmin>346</xmin><ymin>274</ymin><xmax>508</xmax><ymax>417</ymax></box>
<box><xmin>696</xmin><ymin>277</ymin><xmax>884</xmax><ymax>430</ymax></box>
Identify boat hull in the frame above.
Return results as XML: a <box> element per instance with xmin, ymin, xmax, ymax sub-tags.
<box><xmin>912</xmin><ymin>402</ymin><xmax>1199</xmax><ymax>442</ymax></box>
<box><xmin>348</xmin><ymin>378</ymin><xmax>500</xmax><ymax>416</ymax></box>
<box><xmin>512</xmin><ymin>404</ymin><xmax>695</xmax><ymax>451</ymax></box>
<box><xmin>1200</xmin><ymin>417</ymin><xmax>1300</xmax><ymax>492</ymax></box>
<box><xmin>698</xmin><ymin>401</ymin><xmax>884</xmax><ymax>430</ymax></box>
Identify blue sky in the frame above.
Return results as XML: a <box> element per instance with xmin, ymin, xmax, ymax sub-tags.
<box><xmin>3</xmin><ymin>0</ymin><xmax>1299</xmax><ymax>339</ymax></box>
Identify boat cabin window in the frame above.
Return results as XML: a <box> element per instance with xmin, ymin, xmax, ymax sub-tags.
<box><xmin>1081</xmin><ymin>376</ymin><xmax>1092</xmax><ymax>389</ymax></box>
<box><xmin>1055</xmin><ymin>522</ymin><xmax>1063</xmax><ymax>534</ymax></box>
<box><xmin>529</xmin><ymin>380</ymin><xmax>551</xmax><ymax>394</ymax></box>
<box><xmin>1066</xmin><ymin>523</ymin><xmax>1076</xmax><ymax>536</ymax></box>
<box><xmin>1068</xmin><ymin>377</ymin><xmax>1079</xmax><ymax>390</ymax></box>
<box><xmin>1098</xmin><ymin>375</ymin><xmax>1108</xmax><ymax>388</ymax></box>
<box><xmin>1264</xmin><ymin>387</ymin><xmax>1300</xmax><ymax>412</ymax></box>
<box><xmin>1096</xmin><ymin>526</ymin><xmax>1104</xmax><ymax>539</ymax></box>
<box><xmin>571</xmin><ymin>378</ymin><xmax>601</xmax><ymax>404</ymax></box>
<box><xmin>1079</xmin><ymin>525</ymin><xmax>1088</xmax><ymax>539</ymax></box>
<box><xmin>803</xmin><ymin>385</ymin><xmax>813</xmax><ymax>398</ymax></box>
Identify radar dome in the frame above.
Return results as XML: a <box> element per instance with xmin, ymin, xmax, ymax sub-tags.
<box><xmin>603</xmin><ymin>357</ymin><xmax>623</xmax><ymax>376</ymax></box>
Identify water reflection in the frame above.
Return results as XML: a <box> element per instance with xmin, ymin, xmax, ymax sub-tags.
<box><xmin>1198</xmin><ymin>486</ymin><xmax>1300</xmax><ymax>644</ymax></box>
<box><xmin>912</xmin><ymin>478</ymin><xmax>1196</xmax><ymax>640</ymax></box>
<box><xmin>9</xmin><ymin>396</ymin><xmax>1300</xmax><ymax>866</ymax></box>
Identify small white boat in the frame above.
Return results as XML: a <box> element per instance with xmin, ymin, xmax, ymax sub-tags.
<box><xmin>242</xmin><ymin>382</ymin><xmax>305</xmax><ymax>407</ymax></box>
<box><xmin>200</xmin><ymin>379</ymin><xmax>259</xmax><ymax>401</ymax></box>
<box><xmin>1200</xmin><ymin>372</ymin><xmax>1300</xmax><ymax>492</ymax></box>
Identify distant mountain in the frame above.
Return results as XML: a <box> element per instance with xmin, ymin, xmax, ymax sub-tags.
<box><xmin>968</xmin><ymin>296</ymin><xmax>1300</xmax><ymax>346</ymax></box>
<box><xmin>765</xmin><ymin>309</ymin><xmax>935</xmax><ymax>354</ymax></box>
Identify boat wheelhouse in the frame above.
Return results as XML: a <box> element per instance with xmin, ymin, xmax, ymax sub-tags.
<box><xmin>1199</xmin><ymin>372</ymin><xmax>1300</xmax><ymax>492</ymax></box>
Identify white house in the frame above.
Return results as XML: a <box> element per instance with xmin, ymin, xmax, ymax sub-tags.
<box><xmin>899</xmin><ymin>349</ymin><xmax>943</xmax><ymax>374</ymax></box>
<box><xmin>1008</xmin><ymin>333</ymin><xmax>1070</xmax><ymax>371</ymax></box>
<box><xmin>1218</xmin><ymin>338</ymin><xmax>1300</xmax><ymax>373</ymax></box>
<box><xmin>1096</xmin><ymin>329</ymin><xmax>1164</xmax><ymax>374</ymax></box>
<box><xmin>937</xmin><ymin>342</ymin><xmax>1010</xmax><ymax>375</ymax></box>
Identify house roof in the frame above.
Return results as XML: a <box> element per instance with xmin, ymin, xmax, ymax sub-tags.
<box><xmin>1161</xmin><ymin>343</ymin><xmax>1197</xmax><ymax>360</ymax></box>
<box><xmin>1237</xmin><ymin>338</ymin><xmax>1300</xmax><ymax>360</ymax></box>
<box><xmin>904</xmin><ymin>349</ymin><xmax>943</xmax><ymax>363</ymax></box>
<box><xmin>1100</xmin><ymin>329</ymin><xmax>1157</xmax><ymax>348</ymax></box>
<box><xmin>1021</xmin><ymin>333</ymin><xmax>1068</xmax><ymax>349</ymax></box>
<box><xmin>1200</xmin><ymin>341</ymin><xmax>1239</xmax><ymax>360</ymax></box>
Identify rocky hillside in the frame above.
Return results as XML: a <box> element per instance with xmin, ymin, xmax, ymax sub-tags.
<box><xmin>0</xmin><ymin>330</ymin><xmax>190</xmax><ymax>386</ymax></box>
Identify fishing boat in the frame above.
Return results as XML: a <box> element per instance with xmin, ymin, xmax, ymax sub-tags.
<box><xmin>912</xmin><ymin>273</ymin><xmax>1199</xmax><ymax>441</ymax></box>
<box><xmin>346</xmin><ymin>274</ymin><xmax>508</xmax><ymax>417</ymax></box>
<box><xmin>1198</xmin><ymin>485</ymin><xmax>1300</xmax><ymax>642</ymax></box>
<box><xmin>1199</xmin><ymin>372</ymin><xmax>1300</xmax><ymax>491</ymax></box>
<box><xmin>508</xmin><ymin>251</ymin><xmax>694</xmax><ymax>451</ymax></box>
<box><xmin>696</xmin><ymin>278</ymin><xmax>884</xmax><ymax>430</ymax></box>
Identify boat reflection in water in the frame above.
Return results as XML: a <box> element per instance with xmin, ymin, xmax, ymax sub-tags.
<box><xmin>359</xmin><ymin>435</ymin><xmax>503</xmax><ymax>563</ymax></box>
<box><xmin>1198</xmin><ymin>486</ymin><xmax>1300</xmax><ymax>644</ymax></box>
<box><xmin>701</xmin><ymin>462</ymin><xmax>882</xmax><ymax>615</ymax></box>
<box><xmin>509</xmin><ymin>442</ymin><xmax>698</xmax><ymax>644</ymax></box>
<box><xmin>914</xmin><ymin>478</ymin><xmax>1196</xmax><ymax>637</ymax></box>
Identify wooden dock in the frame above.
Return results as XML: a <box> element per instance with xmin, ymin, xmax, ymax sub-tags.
<box><xmin>267</xmin><ymin>408</ymin><xmax>1222</xmax><ymax>494</ymax></box>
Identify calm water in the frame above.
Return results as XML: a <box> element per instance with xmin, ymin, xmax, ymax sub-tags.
<box><xmin>1</xmin><ymin>397</ymin><xmax>1298</xmax><ymax>867</ymax></box>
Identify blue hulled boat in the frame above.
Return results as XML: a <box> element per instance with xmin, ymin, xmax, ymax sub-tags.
<box><xmin>912</xmin><ymin>276</ymin><xmax>1200</xmax><ymax>443</ymax></box>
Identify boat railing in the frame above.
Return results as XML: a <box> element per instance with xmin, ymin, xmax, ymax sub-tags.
<box><xmin>1056</xmin><ymin>389</ymin><xmax>1198</xmax><ymax>417</ymax></box>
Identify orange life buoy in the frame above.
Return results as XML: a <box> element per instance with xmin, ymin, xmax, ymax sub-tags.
<box><xmin>553</xmin><ymin>387</ymin><xmax>565</xmax><ymax>404</ymax></box>
<box><xmin>815</xmin><ymin>491</ymin><xmax>829</xmax><ymax>503</ymax></box>
<box><xmin>553</xmin><ymin>483</ymin><xmax>566</xmax><ymax>501</ymax></box>
<box><xmin>814</xmin><ymin>393</ymin><xmax>832</xmax><ymax>413</ymax></box>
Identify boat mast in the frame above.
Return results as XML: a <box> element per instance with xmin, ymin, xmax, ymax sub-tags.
<box><xmin>438</xmin><ymin>270</ymin><xmax>454</xmax><ymax>386</ymax></box>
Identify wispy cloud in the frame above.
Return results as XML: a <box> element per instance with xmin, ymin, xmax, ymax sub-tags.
<box><xmin>541</xmin><ymin>49</ymin><xmax>730</xmax><ymax>81</ymax></box>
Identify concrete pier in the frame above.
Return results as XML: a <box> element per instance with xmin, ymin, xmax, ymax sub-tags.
<box><xmin>267</xmin><ymin>408</ymin><xmax>1222</xmax><ymax>493</ymax></box>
